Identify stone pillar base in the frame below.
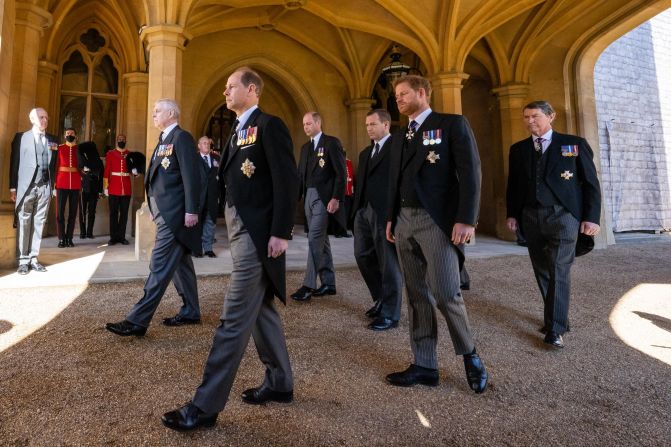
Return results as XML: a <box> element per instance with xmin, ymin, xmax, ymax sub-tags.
<box><xmin>135</xmin><ymin>203</ymin><xmax>156</xmax><ymax>261</ymax></box>
<box><xmin>0</xmin><ymin>210</ymin><xmax>16</xmax><ymax>269</ymax></box>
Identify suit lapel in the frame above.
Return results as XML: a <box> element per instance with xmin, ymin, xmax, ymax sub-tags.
<box><xmin>410</xmin><ymin>112</ymin><xmax>441</xmax><ymax>173</ymax></box>
<box><xmin>544</xmin><ymin>132</ymin><xmax>563</xmax><ymax>177</ymax></box>
<box><xmin>368</xmin><ymin>137</ymin><xmax>391</xmax><ymax>172</ymax></box>
<box><xmin>224</xmin><ymin>108</ymin><xmax>262</xmax><ymax>172</ymax></box>
<box><xmin>149</xmin><ymin>125</ymin><xmax>178</xmax><ymax>181</ymax></box>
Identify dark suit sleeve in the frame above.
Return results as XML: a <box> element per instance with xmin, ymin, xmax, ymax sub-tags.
<box><xmin>263</xmin><ymin>116</ymin><xmax>299</xmax><ymax>239</ymax></box>
<box><xmin>329</xmin><ymin>137</ymin><xmax>346</xmax><ymax>201</ymax></box>
<box><xmin>576</xmin><ymin>138</ymin><xmax>602</xmax><ymax>225</ymax></box>
<box><xmin>506</xmin><ymin>144</ymin><xmax>523</xmax><ymax>221</ymax></box>
<box><xmin>9</xmin><ymin>133</ymin><xmax>21</xmax><ymax>190</ymax></box>
<box><xmin>450</xmin><ymin>116</ymin><xmax>481</xmax><ymax>226</ymax></box>
<box><xmin>297</xmin><ymin>145</ymin><xmax>307</xmax><ymax>201</ymax></box>
<box><xmin>174</xmin><ymin>131</ymin><xmax>200</xmax><ymax>215</ymax></box>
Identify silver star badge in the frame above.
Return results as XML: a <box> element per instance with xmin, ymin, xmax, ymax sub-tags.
<box><xmin>426</xmin><ymin>151</ymin><xmax>441</xmax><ymax>164</ymax></box>
<box><xmin>560</xmin><ymin>170</ymin><xmax>573</xmax><ymax>180</ymax></box>
<box><xmin>241</xmin><ymin>158</ymin><xmax>256</xmax><ymax>178</ymax></box>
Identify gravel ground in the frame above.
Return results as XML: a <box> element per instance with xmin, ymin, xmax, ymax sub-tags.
<box><xmin>1</xmin><ymin>242</ymin><xmax>670</xmax><ymax>446</ymax></box>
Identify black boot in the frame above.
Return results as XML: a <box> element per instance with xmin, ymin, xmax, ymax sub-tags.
<box><xmin>58</xmin><ymin>239</ymin><xmax>66</xmax><ymax>248</ymax></box>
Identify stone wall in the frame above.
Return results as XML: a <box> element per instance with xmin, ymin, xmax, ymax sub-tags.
<box><xmin>594</xmin><ymin>9</ymin><xmax>671</xmax><ymax>232</ymax></box>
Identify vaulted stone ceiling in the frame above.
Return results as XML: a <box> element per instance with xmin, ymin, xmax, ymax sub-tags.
<box><xmin>37</xmin><ymin>0</ymin><xmax>671</xmax><ymax>94</ymax></box>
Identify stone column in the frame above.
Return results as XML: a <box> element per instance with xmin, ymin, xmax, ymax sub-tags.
<box><xmin>492</xmin><ymin>83</ymin><xmax>530</xmax><ymax>240</ymax></box>
<box><xmin>346</xmin><ymin>98</ymin><xmax>375</xmax><ymax>170</ymax></box>
<box><xmin>0</xmin><ymin>2</ymin><xmax>51</xmax><ymax>269</ymax></box>
<box><xmin>135</xmin><ymin>25</ymin><xmax>188</xmax><ymax>260</ymax></box>
<box><xmin>36</xmin><ymin>60</ymin><xmax>59</xmax><ymax>118</ymax></box>
<box><xmin>430</xmin><ymin>71</ymin><xmax>469</xmax><ymax>114</ymax></box>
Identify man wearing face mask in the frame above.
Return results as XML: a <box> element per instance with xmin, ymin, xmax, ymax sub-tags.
<box><xmin>103</xmin><ymin>134</ymin><xmax>137</xmax><ymax>245</ymax></box>
<box><xmin>55</xmin><ymin>128</ymin><xmax>84</xmax><ymax>248</ymax></box>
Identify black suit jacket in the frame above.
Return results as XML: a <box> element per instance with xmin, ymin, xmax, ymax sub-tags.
<box><xmin>200</xmin><ymin>153</ymin><xmax>220</xmax><ymax>222</ymax></box>
<box><xmin>351</xmin><ymin>136</ymin><xmax>393</xmax><ymax>228</ymax></box>
<box><xmin>220</xmin><ymin>108</ymin><xmax>299</xmax><ymax>302</ymax></box>
<box><xmin>145</xmin><ymin>125</ymin><xmax>203</xmax><ymax>253</ymax></box>
<box><xmin>298</xmin><ymin>133</ymin><xmax>347</xmax><ymax>230</ymax></box>
<box><xmin>506</xmin><ymin>131</ymin><xmax>601</xmax><ymax>225</ymax></box>
<box><xmin>387</xmin><ymin>112</ymin><xmax>481</xmax><ymax>267</ymax></box>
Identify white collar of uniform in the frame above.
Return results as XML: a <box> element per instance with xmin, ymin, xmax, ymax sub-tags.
<box><xmin>162</xmin><ymin>122</ymin><xmax>179</xmax><ymax>139</ymax></box>
<box><xmin>312</xmin><ymin>132</ymin><xmax>323</xmax><ymax>148</ymax></box>
<box><xmin>236</xmin><ymin>105</ymin><xmax>259</xmax><ymax>130</ymax></box>
<box><xmin>375</xmin><ymin>133</ymin><xmax>391</xmax><ymax>148</ymax></box>
<box><xmin>410</xmin><ymin>108</ymin><xmax>432</xmax><ymax>128</ymax></box>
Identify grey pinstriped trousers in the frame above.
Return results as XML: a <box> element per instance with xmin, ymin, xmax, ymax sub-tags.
<box><xmin>394</xmin><ymin>208</ymin><xmax>476</xmax><ymax>369</ymax></box>
<box><xmin>522</xmin><ymin>205</ymin><xmax>579</xmax><ymax>334</ymax></box>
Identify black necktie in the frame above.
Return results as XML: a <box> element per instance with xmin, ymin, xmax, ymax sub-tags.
<box><xmin>229</xmin><ymin>119</ymin><xmax>239</xmax><ymax>148</ymax></box>
<box><xmin>371</xmin><ymin>142</ymin><xmax>380</xmax><ymax>158</ymax></box>
<box><xmin>312</xmin><ymin>139</ymin><xmax>316</xmax><ymax>151</ymax></box>
<box><xmin>202</xmin><ymin>155</ymin><xmax>209</xmax><ymax>169</ymax></box>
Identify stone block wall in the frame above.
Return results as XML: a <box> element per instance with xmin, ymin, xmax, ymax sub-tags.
<box><xmin>594</xmin><ymin>9</ymin><xmax>671</xmax><ymax>232</ymax></box>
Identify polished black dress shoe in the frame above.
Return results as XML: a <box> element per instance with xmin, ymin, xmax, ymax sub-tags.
<box><xmin>86</xmin><ymin>233</ymin><xmax>95</xmax><ymax>239</ymax></box>
<box><xmin>58</xmin><ymin>239</ymin><xmax>66</xmax><ymax>248</ymax></box>
<box><xmin>463</xmin><ymin>352</ymin><xmax>488</xmax><ymax>394</ymax></box>
<box><xmin>312</xmin><ymin>284</ymin><xmax>336</xmax><ymax>296</ymax></box>
<box><xmin>544</xmin><ymin>331</ymin><xmax>564</xmax><ymax>348</ymax></box>
<box><xmin>365</xmin><ymin>302</ymin><xmax>381</xmax><ymax>318</ymax></box>
<box><xmin>368</xmin><ymin>317</ymin><xmax>398</xmax><ymax>331</ymax></box>
<box><xmin>204</xmin><ymin>250</ymin><xmax>217</xmax><ymax>258</ymax></box>
<box><xmin>291</xmin><ymin>286</ymin><xmax>314</xmax><ymax>302</ymax></box>
<box><xmin>108</xmin><ymin>239</ymin><xmax>117</xmax><ymax>246</ymax></box>
<box><xmin>162</xmin><ymin>315</ymin><xmax>201</xmax><ymax>326</ymax></box>
<box><xmin>386</xmin><ymin>364</ymin><xmax>439</xmax><ymax>387</ymax></box>
<box><xmin>30</xmin><ymin>261</ymin><xmax>47</xmax><ymax>272</ymax></box>
<box><xmin>66</xmin><ymin>238</ymin><xmax>75</xmax><ymax>247</ymax></box>
<box><xmin>241</xmin><ymin>387</ymin><xmax>293</xmax><ymax>405</ymax></box>
<box><xmin>162</xmin><ymin>402</ymin><xmax>218</xmax><ymax>431</ymax></box>
<box><xmin>80</xmin><ymin>233</ymin><xmax>86</xmax><ymax>239</ymax></box>
<box><xmin>17</xmin><ymin>264</ymin><xmax>30</xmax><ymax>275</ymax></box>
<box><xmin>105</xmin><ymin>320</ymin><xmax>147</xmax><ymax>336</ymax></box>
<box><xmin>120</xmin><ymin>239</ymin><xmax>130</xmax><ymax>245</ymax></box>
<box><xmin>192</xmin><ymin>251</ymin><xmax>204</xmax><ymax>258</ymax></box>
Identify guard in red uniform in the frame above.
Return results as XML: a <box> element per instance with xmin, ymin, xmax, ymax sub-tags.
<box><xmin>104</xmin><ymin>134</ymin><xmax>136</xmax><ymax>245</ymax></box>
<box><xmin>55</xmin><ymin>128</ymin><xmax>83</xmax><ymax>248</ymax></box>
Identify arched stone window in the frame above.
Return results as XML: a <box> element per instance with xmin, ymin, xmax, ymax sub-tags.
<box><xmin>59</xmin><ymin>29</ymin><xmax>119</xmax><ymax>153</ymax></box>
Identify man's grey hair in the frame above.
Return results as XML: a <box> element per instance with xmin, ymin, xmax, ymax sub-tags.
<box><xmin>524</xmin><ymin>100</ymin><xmax>555</xmax><ymax>116</ymax></box>
<box><xmin>29</xmin><ymin>108</ymin><xmax>46</xmax><ymax>122</ymax></box>
<box><xmin>156</xmin><ymin>99</ymin><xmax>180</xmax><ymax>119</ymax></box>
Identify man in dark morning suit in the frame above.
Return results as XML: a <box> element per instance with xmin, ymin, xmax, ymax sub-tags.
<box><xmin>384</xmin><ymin>75</ymin><xmax>488</xmax><ymax>394</ymax></box>
<box><xmin>196</xmin><ymin>135</ymin><xmax>220</xmax><ymax>258</ymax></box>
<box><xmin>106</xmin><ymin>99</ymin><xmax>203</xmax><ymax>336</ymax></box>
<box><xmin>506</xmin><ymin>100</ymin><xmax>601</xmax><ymax>349</ymax></box>
<box><xmin>291</xmin><ymin>112</ymin><xmax>347</xmax><ymax>302</ymax></box>
<box><xmin>162</xmin><ymin>67</ymin><xmax>299</xmax><ymax>432</ymax></box>
<box><xmin>352</xmin><ymin>109</ymin><xmax>403</xmax><ymax>331</ymax></box>
<box><xmin>9</xmin><ymin>108</ymin><xmax>57</xmax><ymax>275</ymax></box>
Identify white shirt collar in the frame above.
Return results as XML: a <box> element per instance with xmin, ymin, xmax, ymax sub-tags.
<box><xmin>375</xmin><ymin>133</ymin><xmax>391</xmax><ymax>147</ymax></box>
<box><xmin>410</xmin><ymin>108</ymin><xmax>433</xmax><ymax>128</ymax></box>
<box><xmin>161</xmin><ymin>122</ymin><xmax>179</xmax><ymax>140</ymax></box>
<box><xmin>236</xmin><ymin>105</ymin><xmax>259</xmax><ymax>130</ymax></box>
<box><xmin>311</xmin><ymin>132</ymin><xmax>323</xmax><ymax>148</ymax></box>
<box><xmin>32</xmin><ymin>127</ymin><xmax>45</xmax><ymax>142</ymax></box>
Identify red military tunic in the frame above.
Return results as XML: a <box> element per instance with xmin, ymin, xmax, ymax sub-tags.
<box><xmin>55</xmin><ymin>143</ymin><xmax>82</xmax><ymax>190</ymax></box>
<box><xmin>104</xmin><ymin>148</ymin><xmax>132</xmax><ymax>196</ymax></box>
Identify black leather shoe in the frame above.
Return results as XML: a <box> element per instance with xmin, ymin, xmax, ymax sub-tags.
<box><xmin>162</xmin><ymin>315</ymin><xmax>201</xmax><ymax>326</ymax></box>
<box><xmin>162</xmin><ymin>403</ymin><xmax>218</xmax><ymax>431</ymax></box>
<box><xmin>544</xmin><ymin>331</ymin><xmax>564</xmax><ymax>348</ymax></box>
<box><xmin>463</xmin><ymin>352</ymin><xmax>488</xmax><ymax>394</ymax></box>
<box><xmin>29</xmin><ymin>261</ymin><xmax>47</xmax><ymax>272</ymax></box>
<box><xmin>192</xmin><ymin>252</ymin><xmax>204</xmax><ymax>258</ymax></box>
<box><xmin>386</xmin><ymin>364</ymin><xmax>439</xmax><ymax>387</ymax></box>
<box><xmin>66</xmin><ymin>238</ymin><xmax>75</xmax><ymax>247</ymax></box>
<box><xmin>313</xmin><ymin>284</ymin><xmax>336</xmax><ymax>296</ymax></box>
<box><xmin>108</xmin><ymin>239</ymin><xmax>117</xmax><ymax>246</ymax></box>
<box><xmin>80</xmin><ymin>233</ymin><xmax>86</xmax><ymax>239</ymax></box>
<box><xmin>105</xmin><ymin>320</ymin><xmax>147</xmax><ymax>337</ymax></box>
<box><xmin>86</xmin><ymin>234</ymin><xmax>95</xmax><ymax>239</ymax></box>
<box><xmin>120</xmin><ymin>239</ymin><xmax>130</xmax><ymax>245</ymax></box>
<box><xmin>17</xmin><ymin>264</ymin><xmax>29</xmax><ymax>275</ymax></box>
<box><xmin>204</xmin><ymin>251</ymin><xmax>217</xmax><ymax>258</ymax></box>
<box><xmin>241</xmin><ymin>387</ymin><xmax>293</xmax><ymax>405</ymax></box>
<box><xmin>58</xmin><ymin>239</ymin><xmax>66</xmax><ymax>248</ymax></box>
<box><xmin>368</xmin><ymin>317</ymin><xmax>398</xmax><ymax>331</ymax></box>
<box><xmin>365</xmin><ymin>302</ymin><xmax>381</xmax><ymax>319</ymax></box>
<box><xmin>291</xmin><ymin>286</ymin><xmax>314</xmax><ymax>302</ymax></box>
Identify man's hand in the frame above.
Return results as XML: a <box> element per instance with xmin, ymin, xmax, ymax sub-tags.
<box><xmin>386</xmin><ymin>221</ymin><xmax>395</xmax><ymax>243</ymax></box>
<box><xmin>131</xmin><ymin>168</ymin><xmax>138</xmax><ymax>176</ymax></box>
<box><xmin>451</xmin><ymin>223</ymin><xmax>475</xmax><ymax>245</ymax></box>
<box><xmin>267</xmin><ymin>236</ymin><xmax>288</xmax><ymax>258</ymax></box>
<box><xmin>184</xmin><ymin>213</ymin><xmax>198</xmax><ymax>228</ymax></box>
<box><xmin>52</xmin><ymin>189</ymin><xmax>57</xmax><ymax>198</ymax></box>
<box><xmin>580</xmin><ymin>221</ymin><xmax>600</xmax><ymax>236</ymax></box>
<box><xmin>326</xmin><ymin>198</ymin><xmax>339</xmax><ymax>214</ymax></box>
<box><xmin>104</xmin><ymin>188</ymin><xmax>109</xmax><ymax>197</ymax></box>
<box><xmin>10</xmin><ymin>190</ymin><xmax>16</xmax><ymax>203</ymax></box>
<box><xmin>506</xmin><ymin>217</ymin><xmax>518</xmax><ymax>233</ymax></box>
